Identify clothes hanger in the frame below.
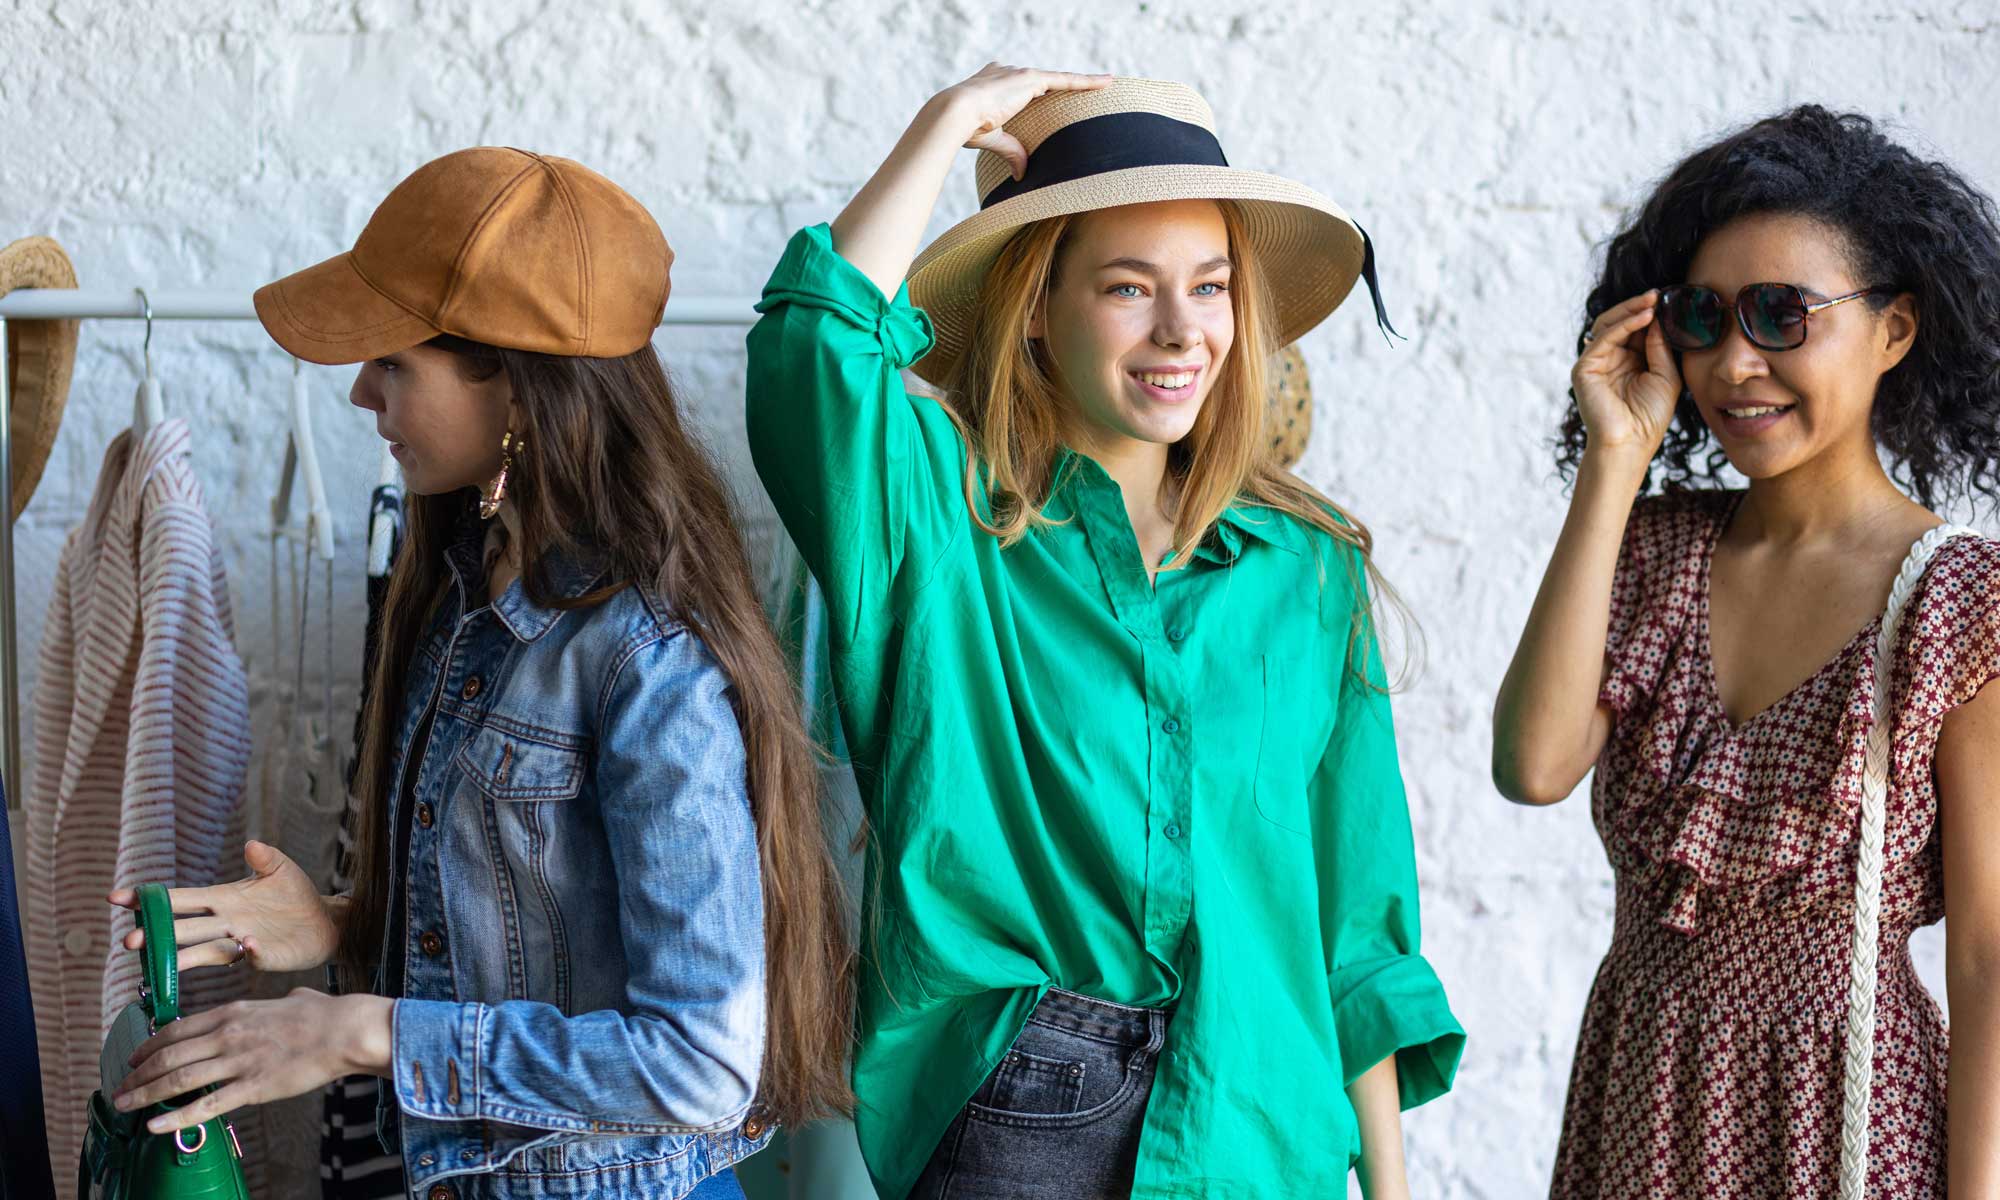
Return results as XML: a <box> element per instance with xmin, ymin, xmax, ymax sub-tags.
<box><xmin>367</xmin><ymin>441</ymin><xmax>399</xmax><ymax>578</ymax></box>
<box><xmin>131</xmin><ymin>288</ymin><xmax>165</xmax><ymax>434</ymax></box>
<box><xmin>270</xmin><ymin>358</ymin><xmax>334</xmax><ymax>562</ymax></box>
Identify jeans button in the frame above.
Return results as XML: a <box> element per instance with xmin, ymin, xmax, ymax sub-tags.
<box><xmin>460</xmin><ymin>676</ymin><xmax>482</xmax><ymax>701</ymax></box>
<box><xmin>419</xmin><ymin>930</ymin><xmax>445</xmax><ymax>958</ymax></box>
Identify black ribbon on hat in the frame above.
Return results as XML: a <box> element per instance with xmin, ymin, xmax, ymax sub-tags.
<box><xmin>982</xmin><ymin>110</ymin><xmax>1403</xmax><ymax>344</ymax></box>
<box><xmin>979</xmin><ymin>112</ymin><xmax>1230</xmax><ymax>209</ymax></box>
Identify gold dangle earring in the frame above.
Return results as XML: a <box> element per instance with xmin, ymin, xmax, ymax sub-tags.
<box><xmin>479</xmin><ymin>429</ymin><xmax>523</xmax><ymax>520</ymax></box>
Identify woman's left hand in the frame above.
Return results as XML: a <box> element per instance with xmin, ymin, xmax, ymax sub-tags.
<box><xmin>112</xmin><ymin>989</ymin><xmax>395</xmax><ymax>1135</ymax></box>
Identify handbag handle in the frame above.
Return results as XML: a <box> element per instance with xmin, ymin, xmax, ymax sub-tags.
<box><xmin>135</xmin><ymin>882</ymin><xmax>180</xmax><ymax>1026</ymax></box>
<box><xmin>1836</xmin><ymin>523</ymin><xmax>1979</xmax><ymax>1199</ymax></box>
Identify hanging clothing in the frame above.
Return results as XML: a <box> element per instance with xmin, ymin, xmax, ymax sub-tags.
<box><xmin>22</xmin><ymin>417</ymin><xmax>255</xmax><ymax>1189</ymax></box>
<box><xmin>322</xmin><ymin>478</ymin><xmax>406</xmax><ymax>1200</ymax></box>
<box><xmin>1551</xmin><ymin>490</ymin><xmax>2000</xmax><ymax>1198</ymax></box>
<box><xmin>745</xmin><ymin>224</ymin><xmax>1465</xmax><ymax>1200</ymax></box>
<box><xmin>1</xmin><ymin>778</ymin><xmax>55</xmax><ymax>1200</ymax></box>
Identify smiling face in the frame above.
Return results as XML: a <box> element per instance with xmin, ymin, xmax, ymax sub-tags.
<box><xmin>1679</xmin><ymin>212</ymin><xmax>1917</xmax><ymax>482</ymax></box>
<box><xmin>348</xmin><ymin>341</ymin><xmax>514</xmax><ymax>496</ymax></box>
<box><xmin>1030</xmin><ymin>199</ymin><xmax>1236</xmax><ymax>457</ymax></box>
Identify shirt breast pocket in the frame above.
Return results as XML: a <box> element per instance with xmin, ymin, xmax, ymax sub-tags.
<box><xmin>1252</xmin><ymin>654</ymin><xmax>1326</xmax><ymax>836</ymax></box>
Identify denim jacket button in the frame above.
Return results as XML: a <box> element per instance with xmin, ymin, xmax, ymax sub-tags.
<box><xmin>460</xmin><ymin>676</ymin><xmax>482</xmax><ymax>700</ymax></box>
<box><xmin>742</xmin><ymin>1116</ymin><xmax>766</xmax><ymax>1140</ymax></box>
<box><xmin>416</xmin><ymin>802</ymin><xmax>434</xmax><ymax>829</ymax></box>
<box><xmin>427</xmin><ymin>1185</ymin><xmax>456</xmax><ymax>1200</ymax></box>
<box><xmin>419</xmin><ymin>930</ymin><xmax>446</xmax><ymax>958</ymax></box>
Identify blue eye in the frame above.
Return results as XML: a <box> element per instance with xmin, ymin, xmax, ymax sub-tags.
<box><xmin>1194</xmin><ymin>282</ymin><xmax>1228</xmax><ymax>297</ymax></box>
<box><xmin>1109</xmin><ymin>284</ymin><xmax>1144</xmax><ymax>298</ymax></box>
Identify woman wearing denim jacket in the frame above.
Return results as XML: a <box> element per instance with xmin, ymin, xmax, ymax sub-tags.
<box><xmin>746</xmin><ymin>67</ymin><xmax>1464</xmax><ymax>1199</ymax></box>
<box><xmin>104</xmin><ymin>148</ymin><xmax>854</xmax><ymax>1199</ymax></box>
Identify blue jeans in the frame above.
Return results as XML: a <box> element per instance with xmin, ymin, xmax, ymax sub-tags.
<box><xmin>912</xmin><ymin>989</ymin><xmax>1167</xmax><ymax>1199</ymax></box>
<box><xmin>688</xmin><ymin>1167</ymin><xmax>744</xmax><ymax>1198</ymax></box>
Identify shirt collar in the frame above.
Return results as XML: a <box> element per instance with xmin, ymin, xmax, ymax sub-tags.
<box><xmin>1047</xmin><ymin>447</ymin><xmax>1303</xmax><ymax>563</ymax></box>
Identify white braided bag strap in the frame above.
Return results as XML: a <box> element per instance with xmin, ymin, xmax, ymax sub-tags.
<box><xmin>1837</xmin><ymin>522</ymin><xmax>1980</xmax><ymax>1199</ymax></box>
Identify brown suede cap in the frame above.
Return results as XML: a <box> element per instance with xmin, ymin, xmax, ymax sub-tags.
<box><xmin>255</xmin><ymin>147</ymin><xmax>672</xmax><ymax>364</ymax></box>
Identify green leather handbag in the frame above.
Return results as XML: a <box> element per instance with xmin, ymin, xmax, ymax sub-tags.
<box><xmin>78</xmin><ymin>882</ymin><xmax>250</xmax><ymax>1200</ymax></box>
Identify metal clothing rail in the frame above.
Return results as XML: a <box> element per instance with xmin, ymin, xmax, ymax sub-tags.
<box><xmin>0</xmin><ymin>287</ymin><xmax>761</xmax><ymax>809</ymax></box>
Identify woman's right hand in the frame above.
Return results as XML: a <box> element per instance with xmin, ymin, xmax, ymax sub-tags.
<box><xmin>1570</xmin><ymin>290</ymin><xmax>1683</xmax><ymax>461</ymax></box>
<box><xmin>109</xmin><ymin>840</ymin><xmax>341</xmax><ymax>975</ymax></box>
<box><xmin>932</xmin><ymin>63</ymin><xmax>1113</xmax><ymax>179</ymax></box>
<box><xmin>832</xmin><ymin>64</ymin><xmax>1110</xmax><ymax>299</ymax></box>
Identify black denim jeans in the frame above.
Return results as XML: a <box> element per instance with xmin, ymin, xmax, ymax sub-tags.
<box><xmin>911</xmin><ymin>988</ymin><xmax>1169</xmax><ymax>1199</ymax></box>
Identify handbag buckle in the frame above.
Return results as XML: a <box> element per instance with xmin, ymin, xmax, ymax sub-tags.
<box><xmin>173</xmin><ymin>1124</ymin><xmax>207</xmax><ymax>1155</ymax></box>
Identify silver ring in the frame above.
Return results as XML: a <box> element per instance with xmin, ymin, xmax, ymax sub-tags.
<box><xmin>228</xmin><ymin>938</ymin><xmax>245</xmax><ymax>964</ymax></box>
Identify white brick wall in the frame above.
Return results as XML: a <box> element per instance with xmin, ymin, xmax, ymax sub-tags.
<box><xmin>4</xmin><ymin>2</ymin><xmax>1995</xmax><ymax>1195</ymax></box>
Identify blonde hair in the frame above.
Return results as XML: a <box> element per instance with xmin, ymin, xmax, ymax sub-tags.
<box><xmin>937</xmin><ymin>200</ymin><xmax>1411</xmax><ymax>671</ymax></box>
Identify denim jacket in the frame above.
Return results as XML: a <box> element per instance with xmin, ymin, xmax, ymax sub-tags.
<box><xmin>374</xmin><ymin>524</ymin><xmax>772</xmax><ymax>1198</ymax></box>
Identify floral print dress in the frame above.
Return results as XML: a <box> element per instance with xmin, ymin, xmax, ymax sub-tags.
<box><xmin>1551</xmin><ymin>489</ymin><xmax>2000</xmax><ymax>1198</ymax></box>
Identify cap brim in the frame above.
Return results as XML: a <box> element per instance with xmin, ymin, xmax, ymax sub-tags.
<box><xmin>906</xmin><ymin>167</ymin><xmax>1366</xmax><ymax>386</ymax></box>
<box><xmin>254</xmin><ymin>251</ymin><xmax>440</xmax><ymax>365</ymax></box>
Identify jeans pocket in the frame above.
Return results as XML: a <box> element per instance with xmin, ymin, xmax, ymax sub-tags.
<box><xmin>971</xmin><ymin>1047</ymin><xmax>1086</xmax><ymax>1118</ymax></box>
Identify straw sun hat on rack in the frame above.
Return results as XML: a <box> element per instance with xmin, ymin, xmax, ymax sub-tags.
<box><xmin>0</xmin><ymin>236</ymin><xmax>79</xmax><ymax>521</ymax></box>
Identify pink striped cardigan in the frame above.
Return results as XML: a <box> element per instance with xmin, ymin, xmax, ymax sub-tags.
<box><xmin>23</xmin><ymin>417</ymin><xmax>255</xmax><ymax>1186</ymax></box>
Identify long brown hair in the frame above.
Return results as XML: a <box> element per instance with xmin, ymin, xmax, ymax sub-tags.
<box><xmin>940</xmin><ymin>201</ymin><xmax>1408</xmax><ymax>666</ymax></box>
<box><xmin>341</xmin><ymin>336</ymin><xmax>854</xmax><ymax>1124</ymax></box>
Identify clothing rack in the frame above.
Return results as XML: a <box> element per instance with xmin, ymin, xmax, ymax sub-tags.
<box><xmin>0</xmin><ymin>288</ymin><xmax>761</xmax><ymax>810</ymax></box>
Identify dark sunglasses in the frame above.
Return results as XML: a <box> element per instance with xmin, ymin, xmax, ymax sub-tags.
<box><xmin>1655</xmin><ymin>283</ymin><xmax>1887</xmax><ymax>353</ymax></box>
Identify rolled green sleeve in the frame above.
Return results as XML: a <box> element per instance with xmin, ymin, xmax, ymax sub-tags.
<box><xmin>1311</xmin><ymin>552</ymin><xmax>1465</xmax><ymax>1110</ymax></box>
<box><xmin>1327</xmin><ymin>952</ymin><xmax>1463</xmax><ymax>1108</ymax></box>
<box><xmin>744</xmin><ymin>224</ymin><xmax>958</xmax><ymax>611</ymax></box>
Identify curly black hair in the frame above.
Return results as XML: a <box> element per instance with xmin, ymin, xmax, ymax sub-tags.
<box><xmin>1557</xmin><ymin>105</ymin><xmax>2000</xmax><ymax>513</ymax></box>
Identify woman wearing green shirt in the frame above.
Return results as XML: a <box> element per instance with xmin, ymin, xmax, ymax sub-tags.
<box><xmin>746</xmin><ymin>66</ymin><xmax>1463</xmax><ymax>1200</ymax></box>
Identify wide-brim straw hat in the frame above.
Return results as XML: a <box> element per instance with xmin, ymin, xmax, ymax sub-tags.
<box><xmin>906</xmin><ymin>76</ymin><xmax>1392</xmax><ymax>386</ymax></box>
<box><xmin>0</xmin><ymin>237</ymin><xmax>79</xmax><ymax>521</ymax></box>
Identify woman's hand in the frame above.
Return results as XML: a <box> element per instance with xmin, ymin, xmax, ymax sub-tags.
<box><xmin>933</xmin><ymin>63</ymin><xmax>1113</xmax><ymax>180</ymax></box>
<box><xmin>109</xmin><ymin>840</ymin><xmax>342</xmax><ymax>975</ymax></box>
<box><xmin>1570</xmin><ymin>290</ymin><xmax>1683</xmax><ymax>460</ymax></box>
<box><xmin>112</xmin><ymin>990</ymin><xmax>394</xmax><ymax>1135</ymax></box>
<box><xmin>831</xmin><ymin>63</ymin><xmax>1110</xmax><ymax>298</ymax></box>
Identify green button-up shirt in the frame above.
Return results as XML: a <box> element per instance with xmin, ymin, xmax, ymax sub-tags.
<box><xmin>746</xmin><ymin>224</ymin><xmax>1463</xmax><ymax>1200</ymax></box>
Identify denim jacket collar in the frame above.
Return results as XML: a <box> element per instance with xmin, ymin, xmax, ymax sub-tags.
<box><xmin>440</xmin><ymin>509</ymin><xmax>613</xmax><ymax>644</ymax></box>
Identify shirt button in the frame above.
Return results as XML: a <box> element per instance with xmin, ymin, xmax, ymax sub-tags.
<box><xmin>460</xmin><ymin>676</ymin><xmax>482</xmax><ymax>700</ymax></box>
<box><xmin>427</xmin><ymin>1185</ymin><xmax>456</xmax><ymax>1200</ymax></box>
<box><xmin>1167</xmin><ymin>1050</ymin><xmax>1182</xmax><ymax>1066</ymax></box>
<box><xmin>1167</xmin><ymin>626</ymin><xmax>1187</xmax><ymax>643</ymax></box>
<box><xmin>1165</xmin><ymin>823</ymin><xmax>1183</xmax><ymax>840</ymax></box>
<box><xmin>419</xmin><ymin>930</ymin><xmax>446</xmax><ymax>958</ymax></box>
<box><xmin>1161</xmin><ymin>717</ymin><xmax>1180</xmax><ymax>734</ymax></box>
<box><xmin>416</xmin><ymin>802</ymin><xmax>434</xmax><ymax>829</ymax></box>
<box><xmin>63</xmin><ymin>928</ymin><xmax>91</xmax><ymax>956</ymax></box>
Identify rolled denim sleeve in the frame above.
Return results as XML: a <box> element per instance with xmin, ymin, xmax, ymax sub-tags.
<box><xmin>1311</xmin><ymin>552</ymin><xmax>1464</xmax><ymax>1112</ymax></box>
<box><xmin>390</xmin><ymin>626</ymin><xmax>765</xmax><ymax>1185</ymax></box>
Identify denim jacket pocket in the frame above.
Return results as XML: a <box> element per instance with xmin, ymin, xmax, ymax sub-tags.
<box><xmin>456</xmin><ymin>725</ymin><xmax>588</xmax><ymax>802</ymax></box>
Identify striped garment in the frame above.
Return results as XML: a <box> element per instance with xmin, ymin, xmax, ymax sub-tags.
<box><xmin>23</xmin><ymin>417</ymin><xmax>256</xmax><ymax>1190</ymax></box>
